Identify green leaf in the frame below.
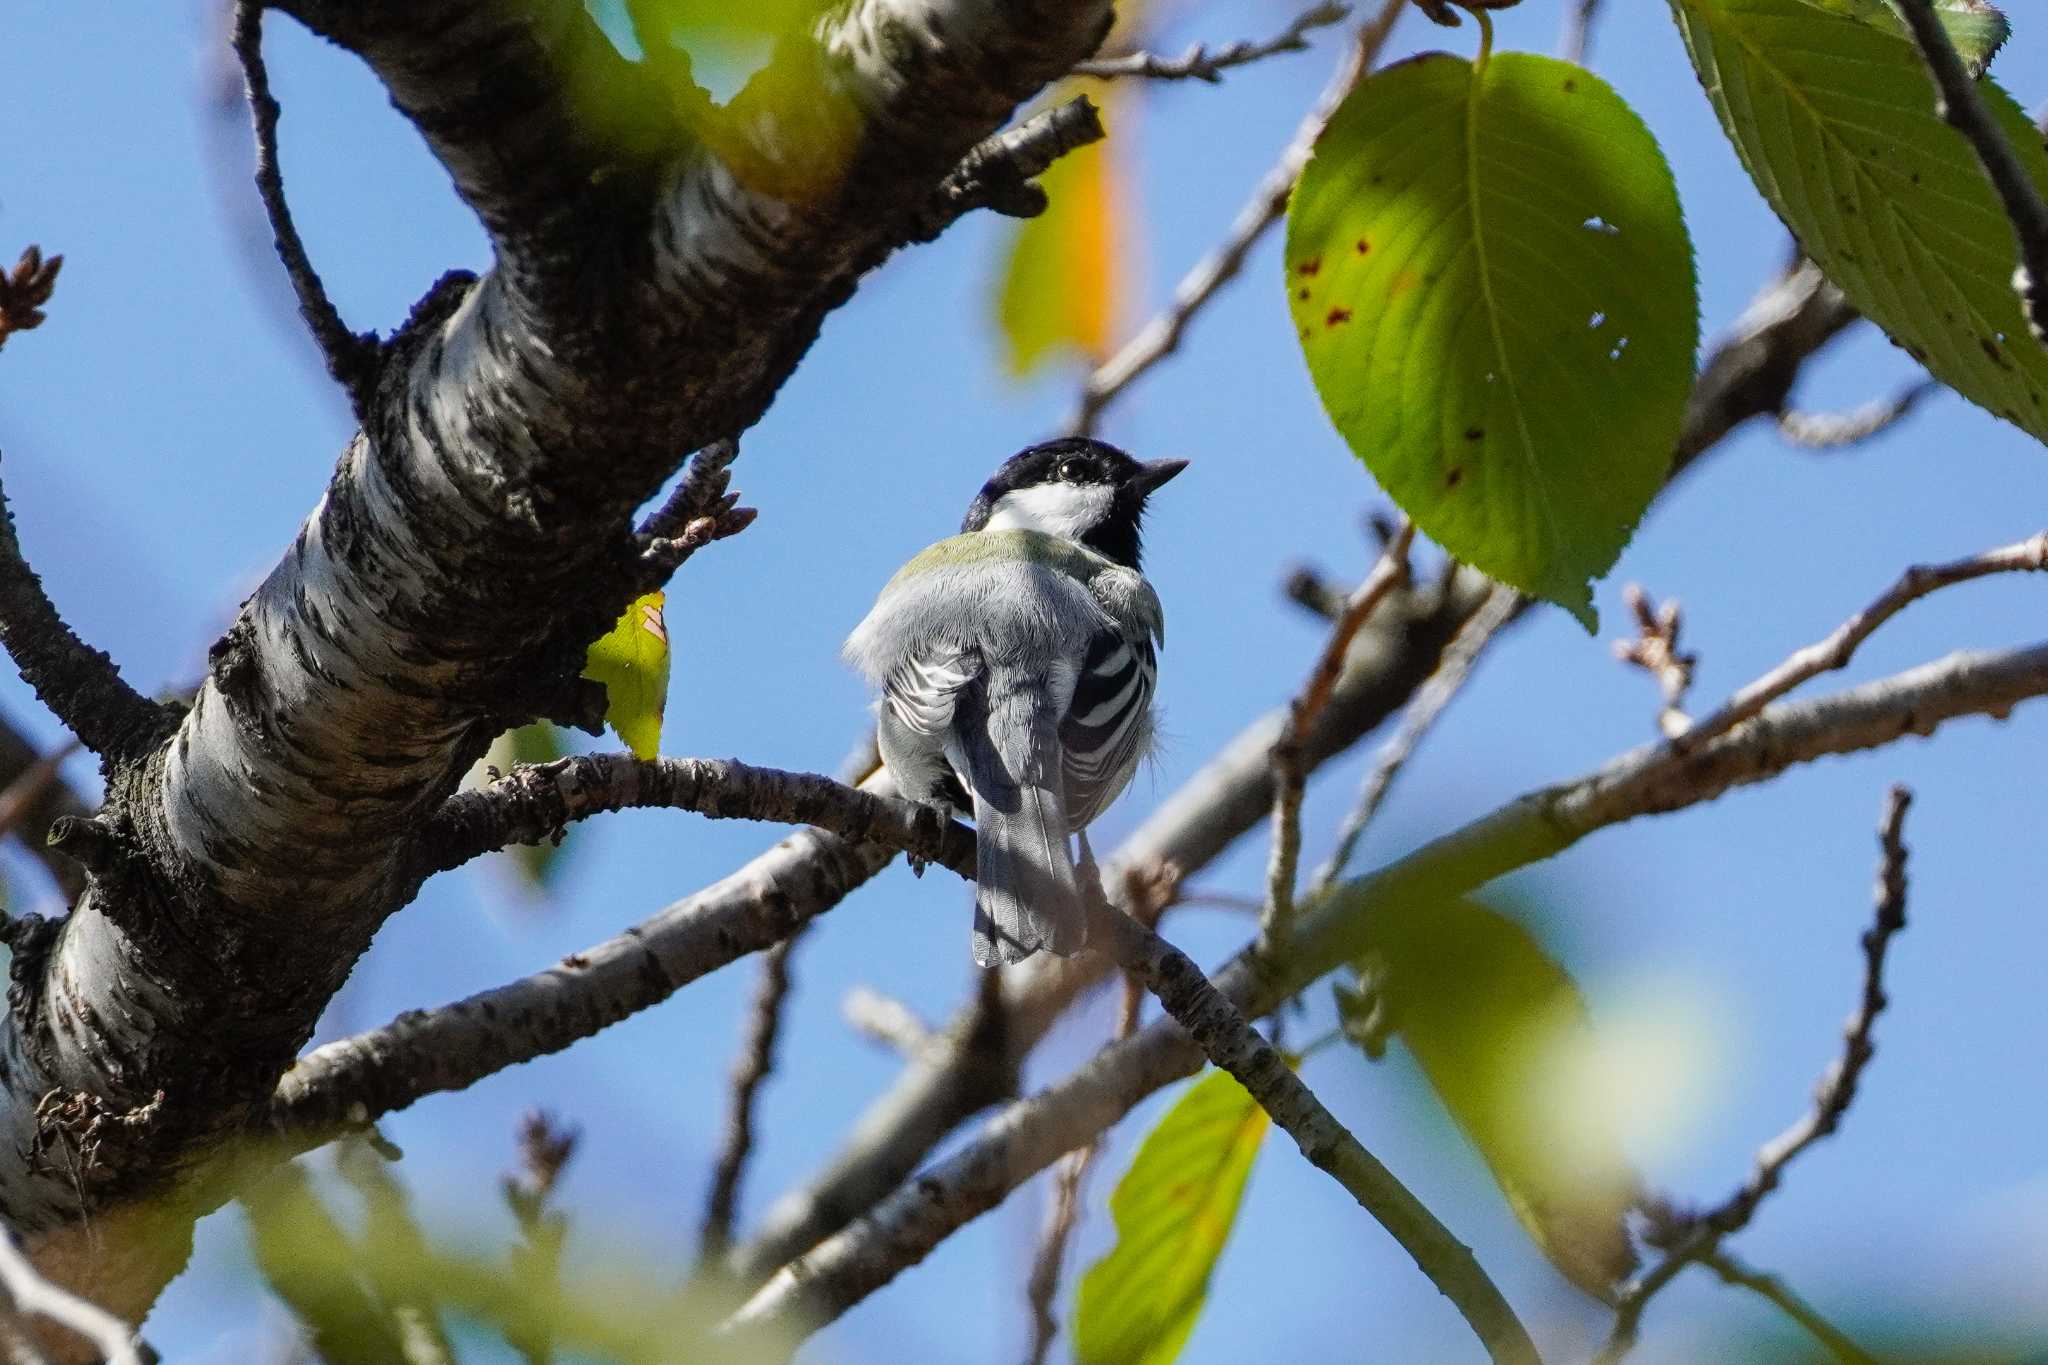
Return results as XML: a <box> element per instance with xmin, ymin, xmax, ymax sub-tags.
<box><xmin>1074</xmin><ymin>1069</ymin><xmax>1271</xmax><ymax>1365</ymax></box>
<box><xmin>1671</xmin><ymin>0</ymin><xmax>2048</xmax><ymax>441</ymax></box>
<box><xmin>997</xmin><ymin>101</ymin><xmax>1127</xmax><ymax>377</ymax></box>
<box><xmin>1286</xmin><ymin>52</ymin><xmax>1698</xmax><ymax>628</ymax></box>
<box><xmin>472</xmin><ymin>723</ymin><xmax>570</xmax><ymax>888</ymax></box>
<box><xmin>1345</xmin><ymin>897</ymin><xmax>1642</xmax><ymax>1298</ymax></box>
<box><xmin>1814</xmin><ymin>0</ymin><xmax>2010</xmax><ymax>76</ymax></box>
<box><xmin>582</xmin><ymin>591</ymin><xmax>670</xmax><ymax>759</ymax></box>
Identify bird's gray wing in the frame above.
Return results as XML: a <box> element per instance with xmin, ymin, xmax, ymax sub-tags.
<box><xmin>1060</xmin><ymin>627</ymin><xmax>1156</xmax><ymax>829</ymax></box>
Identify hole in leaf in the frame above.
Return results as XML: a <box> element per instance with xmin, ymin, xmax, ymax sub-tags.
<box><xmin>1582</xmin><ymin>216</ymin><xmax>1620</xmax><ymax>235</ymax></box>
<box><xmin>1588</xmin><ymin>311</ymin><xmax>1607</xmax><ymax>329</ymax></box>
<box><xmin>1608</xmin><ymin>336</ymin><xmax>1631</xmax><ymax>362</ymax></box>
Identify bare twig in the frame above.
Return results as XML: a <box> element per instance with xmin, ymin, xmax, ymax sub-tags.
<box><xmin>700</xmin><ymin>934</ymin><xmax>801</xmax><ymax>1265</ymax></box>
<box><xmin>1262</xmin><ymin>523</ymin><xmax>1414</xmax><ymax>950</ymax></box>
<box><xmin>1598</xmin><ymin>786</ymin><xmax>1913</xmax><ymax>1363</ymax></box>
<box><xmin>1073</xmin><ymin>2</ymin><xmax>1349</xmax><ymax>82</ymax></box>
<box><xmin>1069</xmin><ymin>0</ymin><xmax>1409</xmax><ymax>432</ymax></box>
<box><xmin>503</xmin><ymin>1112</ymin><xmax>579</xmax><ymax>1365</ymax></box>
<box><xmin>229</xmin><ymin>1</ymin><xmax>380</xmax><ymax>411</ymax></box>
<box><xmin>633</xmin><ymin>439</ymin><xmax>758</xmax><ymax>591</ymax></box>
<box><xmin>1777</xmin><ymin>379</ymin><xmax>1940</xmax><ymax>450</ymax></box>
<box><xmin>0</xmin><ymin>454</ymin><xmax>167</xmax><ymax>764</ymax></box>
<box><xmin>842</xmin><ymin>987</ymin><xmax>932</xmax><ymax>1057</ymax></box>
<box><xmin>1680</xmin><ymin>533</ymin><xmax>2048</xmax><ymax>751</ymax></box>
<box><xmin>0</xmin><ymin>249</ymin><xmax>62</xmax><ymax>353</ymax></box>
<box><xmin>1893</xmin><ymin>0</ymin><xmax>2048</xmax><ymax>343</ymax></box>
<box><xmin>1021</xmin><ymin>969</ymin><xmax>1140</xmax><ymax>1365</ymax></box>
<box><xmin>1699</xmin><ymin>1250</ymin><xmax>1883</xmax><ymax>1365</ymax></box>
<box><xmin>411</xmin><ymin>754</ymin><xmax>974</xmax><ymax>883</ymax></box>
<box><xmin>1559</xmin><ymin>0</ymin><xmax>1604</xmax><ymax>65</ymax></box>
<box><xmin>1614</xmin><ymin>585</ymin><xmax>1697</xmax><ymax>740</ymax></box>
<box><xmin>1312</xmin><ymin>584</ymin><xmax>1518</xmax><ymax>893</ymax></box>
<box><xmin>0</xmin><ymin>1230</ymin><xmax>146</xmax><ymax>1365</ymax></box>
<box><xmin>0</xmin><ymin>741</ymin><xmax>79</xmax><ymax>843</ymax></box>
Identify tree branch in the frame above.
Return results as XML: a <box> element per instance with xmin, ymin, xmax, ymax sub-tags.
<box><xmin>1679</xmin><ymin>533</ymin><xmax>2048</xmax><ymax>752</ymax></box>
<box><xmin>1597</xmin><ymin>785</ymin><xmax>1912</xmax><ymax>1363</ymax></box>
<box><xmin>411</xmin><ymin>754</ymin><xmax>972</xmax><ymax>883</ymax></box>
<box><xmin>717</xmin><ymin>645</ymin><xmax>2029</xmax><ymax>1338</ymax></box>
<box><xmin>1071</xmin><ymin>2</ymin><xmax>1350</xmax><ymax>83</ymax></box>
<box><xmin>699</xmin><ymin>933</ymin><xmax>800</xmax><ymax>1267</ymax></box>
<box><xmin>1093</xmin><ymin>908</ymin><xmax>1539</xmax><ymax>1365</ymax></box>
<box><xmin>1776</xmin><ymin>379</ymin><xmax>1939</xmax><ymax>450</ymax></box>
<box><xmin>0</xmin><ymin>455</ymin><xmax>166</xmax><ymax>766</ymax></box>
<box><xmin>268</xmin><ymin>770</ymin><xmax>973</xmax><ymax>1144</ymax></box>
<box><xmin>1697</xmin><ymin>1250</ymin><xmax>1882</xmax><ymax>1365</ymax></box>
<box><xmin>229</xmin><ymin>0</ymin><xmax>381</xmax><ymax>414</ymax></box>
<box><xmin>1262</xmin><ymin>522</ymin><xmax>1413</xmax><ymax>951</ymax></box>
<box><xmin>1894</xmin><ymin>0</ymin><xmax>2048</xmax><ymax>343</ymax></box>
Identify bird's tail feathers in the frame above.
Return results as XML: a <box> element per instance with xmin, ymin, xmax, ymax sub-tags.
<box><xmin>960</xmin><ymin>680</ymin><xmax>1088</xmax><ymax>966</ymax></box>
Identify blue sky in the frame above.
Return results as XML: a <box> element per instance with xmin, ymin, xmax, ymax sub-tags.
<box><xmin>4</xmin><ymin>2</ymin><xmax>2047</xmax><ymax>1361</ymax></box>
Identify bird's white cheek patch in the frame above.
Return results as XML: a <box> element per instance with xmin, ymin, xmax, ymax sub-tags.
<box><xmin>983</xmin><ymin>484</ymin><xmax>1114</xmax><ymax>541</ymax></box>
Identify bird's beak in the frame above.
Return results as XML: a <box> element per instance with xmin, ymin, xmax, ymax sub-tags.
<box><xmin>1132</xmin><ymin>458</ymin><xmax>1189</xmax><ymax>493</ymax></box>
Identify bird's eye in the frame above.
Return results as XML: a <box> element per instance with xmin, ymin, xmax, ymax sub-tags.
<box><xmin>1058</xmin><ymin>459</ymin><xmax>1089</xmax><ymax>483</ymax></box>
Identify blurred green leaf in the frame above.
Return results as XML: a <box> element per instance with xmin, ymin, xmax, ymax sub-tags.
<box><xmin>471</xmin><ymin>723</ymin><xmax>570</xmax><ymax>889</ymax></box>
<box><xmin>997</xmin><ymin>99</ymin><xmax>1128</xmax><ymax>377</ymax></box>
<box><xmin>583</xmin><ymin>591</ymin><xmax>670</xmax><ymax>760</ymax></box>
<box><xmin>1285</xmin><ymin>51</ymin><xmax>1697</xmax><ymax>628</ymax></box>
<box><xmin>1343</xmin><ymin>897</ymin><xmax>1642</xmax><ymax>1298</ymax></box>
<box><xmin>1671</xmin><ymin>0</ymin><xmax>2048</xmax><ymax>442</ymax></box>
<box><xmin>1074</xmin><ymin>1069</ymin><xmax>1271</xmax><ymax>1365</ymax></box>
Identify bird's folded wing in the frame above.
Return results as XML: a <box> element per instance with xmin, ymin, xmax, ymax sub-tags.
<box><xmin>883</xmin><ymin>645</ymin><xmax>981</xmax><ymax>735</ymax></box>
<box><xmin>1062</xmin><ymin>628</ymin><xmax>1156</xmax><ymax>827</ymax></box>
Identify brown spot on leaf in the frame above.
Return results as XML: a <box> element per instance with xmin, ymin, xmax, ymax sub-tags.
<box><xmin>1563</xmin><ymin>78</ymin><xmax>1577</xmax><ymax>92</ymax></box>
<box><xmin>1446</xmin><ymin>466</ymin><xmax>1465</xmax><ymax>488</ymax></box>
<box><xmin>1464</xmin><ymin>427</ymin><xmax>1484</xmax><ymax>441</ymax></box>
<box><xmin>1356</xmin><ymin>239</ymin><xmax>1372</xmax><ymax>255</ymax></box>
<box><xmin>1297</xmin><ymin>287</ymin><xmax>1310</xmax><ymax>301</ymax></box>
<box><xmin>1297</xmin><ymin>257</ymin><xmax>1322</xmax><ymax>278</ymax></box>
<box><xmin>1326</xmin><ymin>306</ymin><xmax>1353</xmax><ymax>327</ymax></box>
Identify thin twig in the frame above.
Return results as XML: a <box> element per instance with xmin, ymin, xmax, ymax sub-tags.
<box><xmin>1068</xmin><ymin>0</ymin><xmax>1410</xmax><ymax>432</ymax></box>
<box><xmin>1598</xmin><ymin>786</ymin><xmax>1913</xmax><ymax>1363</ymax></box>
<box><xmin>841</xmin><ymin>987</ymin><xmax>932</xmax><ymax>1056</ymax></box>
<box><xmin>1311</xmin><ymin>584</ymin><xmax>1518</xmax><ymax>892</ymax></box>
<box><xmin>503</xmin><ymin>1111</ymin><xmax>579</xmax><ymax>1365</ymax></box>
<box><xmin>1679</xmin><ymin>533</ymin><xmax>2048</xmax><ymax>752</ymax></box>
<box><xmin>0</xmin><ymin>1231</ymin><xmax>146</xmax><ymax>1365</ymax></box>
<box><xmin>0</xmin><ymin>453</ymin><xmax>166</xmax><ymax>764</ymax></box>
<box><xmin>1559</xmin><ymin>0</ymin><xmax>1604</xmax><ymax>65</ymax></box>
<box><xmin>1893</xmin><ymin>0</ymin><xmax>2048</xmax><ymax>343</ymax></box>
<box><xmin>1777</xmin><ymin>379</ymin><xmax>1939</xmax><ymax>450</ymax></box>
<box><xmin>1700</xmin><ymin>1250</ymin><xmax>1883</xmax><ymax>1365</ymax></box>
<box><xmin>1072</xmin><ymin>2</ymin><xmax>1349</xmax><ymax>82</ymax></box>
<box><xmin>700</xmin><ymin>933</ymin><xmax>801</xmax><ymax>1265</ymax></box>
<box><xmin>632</xmin><ymin>439</ymin><xmax>757</xmax><ymax>592</ymax></box>
<box><xmin>229</xmin><ymin>1</ymin><xmax>380</xmax><ymax>411</ymax></box>
<box><xmin>1614</xmin><ymin>585</ymin><xmax>1697</xmax><ymax>740</ymax></box>
<box><xmin>1262</xmin><ymin>523</ymin><xmax>1414</xmax><ymax>951</ymax></box>
<box><xmin>1021</xmin><ymin>967</ymin><xmax>1142</xmax><ymax>1365</ymax></box>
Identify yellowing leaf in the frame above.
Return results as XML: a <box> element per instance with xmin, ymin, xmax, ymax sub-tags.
<box><xmin>1671</xmin><ymin>0</ymin><xmax>2048</xmax><ymax>442</ymax></box>
<box><xmin>1286</xmin><ymin>52</ymin><xmax>1698</xmax><ymax>629</ymax></box>
<box><xmin>1342</xmin><ymin>897</ymin><xmax>1641</xmax><ymax>1298</ymax></box>
<box><xmin>1074</xmin><ymin>1069</ymin><xmax>1270</xmax><ymax>1365</ymax></box>
<box><xmin>582</xmin><ymin>591</ymin><xmax>670</xmax><ymax>760</ymax></box>
<box><xmin>997</xmin><ymin>92</ymin><xmax>1128</xmax><ymax>377</ymax></box>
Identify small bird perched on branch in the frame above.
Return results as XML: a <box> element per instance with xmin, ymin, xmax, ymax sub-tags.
<box><xmin>846</xmin><ymin>438</ymin><xmax>1186</xmax><ymax>965</ymax></box>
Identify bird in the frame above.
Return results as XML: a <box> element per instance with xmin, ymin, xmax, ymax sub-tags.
<box><xmin>844</xmin><ymin>437</ymin><xmax>1186</xmax><ymax>966</ymax></box>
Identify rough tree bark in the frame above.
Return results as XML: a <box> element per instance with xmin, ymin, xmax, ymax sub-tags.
<box><xmin>1</xmin><ymin>0</ymin><xmax>1113</xmax><ymax>1330</ymax></box>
